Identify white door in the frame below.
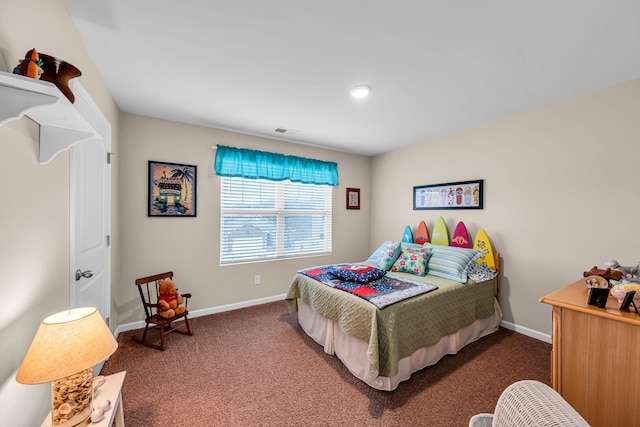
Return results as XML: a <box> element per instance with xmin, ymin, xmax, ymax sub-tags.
<box><xmin>69</xmin><ymin>82</ymin><xmax>111</xmax><ymax>326</ymax></box>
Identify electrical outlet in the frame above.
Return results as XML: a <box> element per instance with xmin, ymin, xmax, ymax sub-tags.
<box><xmin>254</xmin><ymin>275</ymin><xmax>261</xmax><ymax>285</ymax></box>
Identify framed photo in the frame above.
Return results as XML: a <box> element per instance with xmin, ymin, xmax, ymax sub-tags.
<box><xmin>148</xmin><ymin>161</ymin><xmax>197</xmax><ymax>217</ymax></box>
<box><xmin>346</xmin><ymin>188</ymin><xmax>360</xmax><ymax>210</ymax></box>
<box><xmin>413</xmin><ymin>180</ymin><xmax>483</xmax><ymax>210</ymax></box>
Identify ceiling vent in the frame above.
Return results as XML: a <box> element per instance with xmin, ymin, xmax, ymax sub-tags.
<box><xmin>274</xmin><ymin>127</ymin><xmax>300</xmax><ymax>135</ymax></box>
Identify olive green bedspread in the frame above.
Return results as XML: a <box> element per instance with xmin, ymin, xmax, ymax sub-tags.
<box><xmin>286</xmin><ymin>271</ymin><xmax>497</xmax><ymax>380</ymax></box>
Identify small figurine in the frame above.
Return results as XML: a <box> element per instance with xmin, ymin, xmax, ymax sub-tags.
<box><xmin>604</xmin><ymin>259</ymin><xmax>640</xmax><ymax>284</ymax></box>
<box><xmin>90</xmin><ymin>408</ymin><xmax>105</xmax><ymax>423</ymax></box>
<box><xmin>12</xmin><ymin>48</ymin><xmax>82</xmax><ymax>103</ymax></box>
<box><xmin>13</xmin><ymin>48</ymin><xmax>44</xmax><ymax>79</ymax></box>
<box><xmin>90</xmin><ymin>400</ymin><xmax>112</xmax><ymax>423</ymax></box>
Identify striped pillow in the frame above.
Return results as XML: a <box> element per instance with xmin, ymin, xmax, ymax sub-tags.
<box><xmin>366</xmin><ymin>241</ymin><xmax>402</xmax><ymax>270</ymax></box>
<box><xmin>423</xmin><ymin>244</ymin><xmax>485</xmax><ymax>283</ymax></box>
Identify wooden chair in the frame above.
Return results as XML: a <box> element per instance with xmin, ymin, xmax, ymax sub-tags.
<box><xmin>132</xmin><ymin>271</ymin><xmax>193</xmax><ymax>350</ymax></box>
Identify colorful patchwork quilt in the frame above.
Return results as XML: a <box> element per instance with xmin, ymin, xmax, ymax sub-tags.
<box><xmin>299</xmin><ymin>264</ymin><xmax>438</xmax><ymax>309</ymax></box>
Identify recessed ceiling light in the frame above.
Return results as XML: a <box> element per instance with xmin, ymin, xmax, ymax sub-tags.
<box><xmin>350</xmin><ymin>85</ymin><xmax>372</xmax><ymax>99</ymax></box>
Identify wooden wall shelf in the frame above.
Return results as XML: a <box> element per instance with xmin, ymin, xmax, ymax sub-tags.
<box><xmin>0</xmin><ymin>70</ymin><xmax>97</xmax><ymax>164</ymax></box>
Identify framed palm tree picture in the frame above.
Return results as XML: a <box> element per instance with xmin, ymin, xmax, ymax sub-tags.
<box><xmin>148</xmin><ymin>161</ymin><xmax>197</xmax><ymax>217</ymax></box>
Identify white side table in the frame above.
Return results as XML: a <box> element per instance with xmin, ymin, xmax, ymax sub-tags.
<box><xmin>41</xmin><ymin>371</ymin><xmax>126</xmax><ymax>427</ymax></box>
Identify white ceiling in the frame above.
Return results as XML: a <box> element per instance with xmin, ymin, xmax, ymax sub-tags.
<box><xmin>62</xmin><ymin>1</ymin><xmax>640</xmax><ymax>156</ymax></box>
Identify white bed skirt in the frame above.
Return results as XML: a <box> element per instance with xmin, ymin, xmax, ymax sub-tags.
<box><xmin>297</xmin><ymin>297</ymin><xmax>503</xmax><ymax>391</ymax></box>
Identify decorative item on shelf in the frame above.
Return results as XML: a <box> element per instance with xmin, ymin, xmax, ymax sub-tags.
<box><xmin>619</xmin><ymin>291</ymin><xmax>638</xmax><ymax>312</ymax></box>
<box><xmin>90</xmin><ymin>400</ymin><xmax>112</xmax><ymax>423</ymax></box>
<box><xmin>39</xmin><ymin>52</ymin><xmax>82</xmax><ymax>103</ymax></box>
<box><xmin>604</xmin><ymin>259</ymin><xmax>640</xmax><ymax>285</ymax></box>
<box><xmin>92</xmin><ymin>375</ymin><xmax>106</xmax><ymax>393</ymax></box>
<box><xmin>587</xmin><ymin>287</ymin><xmax>610</xmax><ymax>308</ymax></box>
<box><xmin>582</xmin><ymin>266</ymin><xmax>622</xmax><ymax>284</ymax></box>
<box><xmin>584</xmin><ymin>275</ymin><xmax>608</xmax><ymax>289</ymax></box>
<box><xmin>12</xmin><ymin>49</ymin><xmax>82</xmax><ymax>103</ymax></box>
<box><xmin>610</xmin><ymin>283</ymin><xmax>640</xmax><ymax>304</ymax></box>
<box><xmin>15</xmin><ymin>307</ymin><xmax>118</xmax><ymax>427</ymax></box>
<box><xmin>13</xmin><ymin>48</ymin><xmax>44</xmax><ymax>79</ymax></box>
<box><xmin>91</xmin><ymin>408</ymin><xmax>105</xmax><ymax>423</ymax></box>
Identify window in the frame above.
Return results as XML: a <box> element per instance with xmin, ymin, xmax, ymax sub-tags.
<box><xmin>220</xmin><ymin>177</ymin><xmax>332</xmax><ymax>264</ymax></box>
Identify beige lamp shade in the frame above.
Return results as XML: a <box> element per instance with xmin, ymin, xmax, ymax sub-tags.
<box><xmin>16</xmin><ymin>307</ymin><xmax>118</xmax><ymax>384</ymax></box>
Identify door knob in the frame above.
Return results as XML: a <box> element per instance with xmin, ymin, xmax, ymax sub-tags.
<box><xmin>75</xmin><ymin>269</ymin><xmax>94</xmax><ymax>281</ymax></box>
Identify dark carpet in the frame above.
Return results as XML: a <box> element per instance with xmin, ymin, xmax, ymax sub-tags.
<box><xmin>100</xmin><ymin>301</ymin><xmax>551</xmax><ymax>426</ymax></box>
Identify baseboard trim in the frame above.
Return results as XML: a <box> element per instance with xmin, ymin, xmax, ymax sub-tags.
<box><xmin>115</xmin><ymin>293</ymin><xmax>287</xmax><ymax>337</ymax></box>
<box><xmin>115</xmin><ymin>294</ymin><xmax>551</xmax><ymax>344</ymax></box>
<box><xmin>500</xmin><ymin>320</ymin><xmax>551</xmax><ymax>343</ymax></box>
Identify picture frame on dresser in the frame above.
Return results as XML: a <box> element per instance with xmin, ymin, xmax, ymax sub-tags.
<box><xmin>587</xmin><ymin>287</ymin><xmax>609</xmax><ymax>308</ymax></box>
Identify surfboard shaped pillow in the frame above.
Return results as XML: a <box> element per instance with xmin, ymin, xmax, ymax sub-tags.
<box><xmin>450</xmin><ymin>221</ymin><xmax>471</xmax><ymax>248</ymax></box>
<box><xmin>473</xmin><ymin>229</ymin><xmax>496</xmax><ymax>269</ymax></box>
<box><xmin>431</xmin><ymin>216</ymin><xmax>449</xmax><ymax>246</ymax></box>
<box><xmin>414</xmin><ymin>220</ymin><xmax>430</xmax><ymax>244</ymax></box>
<box><xmin>401</xmin><ymin>225</ymin><xmax>414</xmax><ymax>243</ymax></box>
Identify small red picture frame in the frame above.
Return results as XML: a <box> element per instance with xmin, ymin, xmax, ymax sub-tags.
<box><xmin>346</xmin><ymin>188</ymin><xmax>360</xmax><ymax>210</ymax></box>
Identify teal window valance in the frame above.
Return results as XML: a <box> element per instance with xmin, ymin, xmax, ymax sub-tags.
<box><xmin>214</xmin><ymin>145</ymin><xmax>339</xmax><ymax>186</ymax></box>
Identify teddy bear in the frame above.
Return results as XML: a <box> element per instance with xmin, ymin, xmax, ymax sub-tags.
<box><xmin>604</xmin><ymin>259</ymin><xmax>640</xmax><ymax>284</ymax></box>
<box><xmin>157</xmin><ymin>279</ymin><xmax>186</xmax><ymax>319</ymax></box>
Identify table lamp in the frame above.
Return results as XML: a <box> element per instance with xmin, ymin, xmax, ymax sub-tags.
<box><xmin>16</xmin><ymin>307</ymin><xmax>118</xmax><ymax>427</ymax></box>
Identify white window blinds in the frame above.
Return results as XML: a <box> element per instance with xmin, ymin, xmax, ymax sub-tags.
<box><xmin>220</xmin><ymin>177</ymin><xmax>332</xmax><ymax>264</ymax></box>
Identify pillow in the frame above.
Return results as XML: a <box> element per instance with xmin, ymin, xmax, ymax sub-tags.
<box><xmin>400</xmin><ymin>241</ymin><xmax>423</xmax><ymax>250</ymax></box>
<box><xmin>365</xmin><ymin>240</ymin><xmax>390</xmax><ymax>264</ymax></box>
<box><xmin>327</xmin><ymin>264</ymin><xmax>387</xmax><ymax>283</ymax></box>
<box><xmin>366</xmin><ymin>241</ymin><xmax>402</xmax><ymax>270</ymax></box>
<box><xmin>467</xmin><ymin>261</ymin><xmax>498</xmax><ymax>283</ymax></box>
<box><xmin>390</xmin><ymin>246</ymin><xmax>431</xmax><ymax>276</ymax></box>
<box><xmin>423</xmin><ymin>243</ymin><xmax>485</xmax><ymax>282</ymax></box>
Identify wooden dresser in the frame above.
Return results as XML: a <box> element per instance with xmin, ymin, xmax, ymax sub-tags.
<box><xmin>540</xmin><ymin>279</ymin><xmax>640</xmax><ymax>427</ymax></box>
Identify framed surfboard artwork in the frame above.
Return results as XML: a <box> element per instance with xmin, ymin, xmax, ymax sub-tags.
<box><xmin>413</xmin><ymin>180</ymin><xmax>483</xmax><ymax>210</ymax></box>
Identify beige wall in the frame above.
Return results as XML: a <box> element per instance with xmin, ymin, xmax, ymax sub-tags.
<box><xmin>2</xmin><ymin>1</ymin><xmax>639</xmax><ymax>423</ymax></box>
<box><xmin>117</xmin><ymin>113</ymin><xmax>371</xmax><ymax>325</ymax></box>
<box><xmin>0</xmin><ymin>0</ymin><xmax>120</xmax><ymax>424</ymax></box>
<box><xmin>371</xmin><ymin>78</ymin><xmax>640</xmax><ymax>336</ymax></box>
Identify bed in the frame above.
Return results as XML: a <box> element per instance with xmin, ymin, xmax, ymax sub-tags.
<box><xmin>286</xmin><ymin>241</ymin><xmax>501</xmax><ymax>391</ymax></box>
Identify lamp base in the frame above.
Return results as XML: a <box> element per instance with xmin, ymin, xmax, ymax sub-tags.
<box><xmin>51</xmin><ymin>367</ymin><xmax>93</xmax><ymax>427</ymax></box>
